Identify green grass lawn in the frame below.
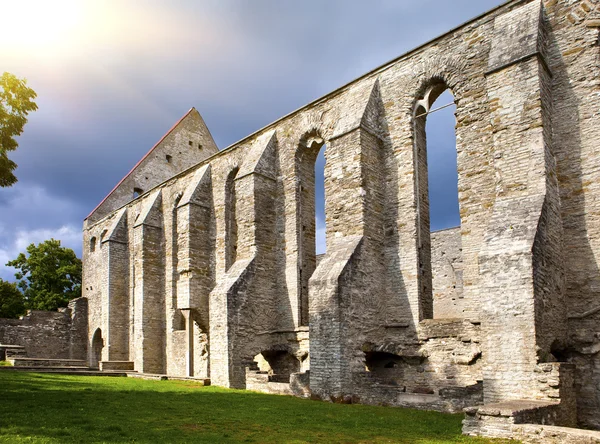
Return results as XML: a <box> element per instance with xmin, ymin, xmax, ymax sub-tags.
<box><xmin>0</xmin><ymin>372</ymin><xmax>509</xmax><ymax>443</ymax></box>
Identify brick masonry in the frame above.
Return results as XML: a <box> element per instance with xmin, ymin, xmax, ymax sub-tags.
<box><xmin>78</xmin><ymin>0</ymin><xmax>600</xmax><ymax>440</ymax></box>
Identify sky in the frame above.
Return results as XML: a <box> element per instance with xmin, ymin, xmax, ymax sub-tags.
<box><xmin>0</xmin><ymin>0</ymin><xmax>505</xmax><ymax>280</ymax></box>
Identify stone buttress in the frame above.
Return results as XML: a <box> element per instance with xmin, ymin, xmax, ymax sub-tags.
<box><xmin>79</xmin><ymin>1</ymin><xmax>600</xmax><ymax>439</ymax></box>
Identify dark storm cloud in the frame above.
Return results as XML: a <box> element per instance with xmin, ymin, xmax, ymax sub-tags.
<box><xmin>0</xmin><ymin>0</ymin><xmax>505</xmax><ymax>278</ymax></box>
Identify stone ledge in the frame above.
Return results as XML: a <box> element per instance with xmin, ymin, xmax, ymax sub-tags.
<box><xmin>467</xmin><ymin>399</ymin><xmax>558</xmax><ymax>417</ymax></box>
<box><xmin>100</xmin><ymin>361</ymin><xmax>135</xmax><ymax>371</ymax></box>
<box><xmin>10</xmin><ymin>358</ymin><xmax>87</xmax><ymax>368</ymax></box>
<box><xmin>0</xmin><ymin>368</ymin><xmax>127</xmax><ymax>376</ymax></box>
<box><xmin>126</xmin><ymin>373</ymin><xmax>210</xmax><ymax>385</ymax></box>
<box><xmin>463</xmin><ymin>399</ymin><xmax>570</xmax><ymax>440</ymax></box>
<box><xmin>511</xmin><ymin>424</ymin><xmax>600</xmax><ymax>443</ymax></box>
<box><xmin>0</xmin><ymin>366</ymin><xmax>90</xmax><ymax>372</ymax></box>
<box><xmin>0</xmin><ymin>344</ymin><xmax>26</xmax><ymax>360</ymax></box>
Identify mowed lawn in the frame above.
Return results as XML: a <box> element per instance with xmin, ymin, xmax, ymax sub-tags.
<box><xmin>0</xmin><ymin>372</ymin><xmax>509</xmax><ymax>443</ymax></box>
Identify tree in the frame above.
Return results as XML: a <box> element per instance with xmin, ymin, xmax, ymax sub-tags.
<box><xmin>0</xmin><ymin>72</ymin><xmax>38</xmax><ymax>187</ymax></box>
<box><xmin>7</xmin><ymin>239</ymin><xmax>82</xmax><ymax>311</ymax></box>
<box><xmin>0</xmin><ymin>279</ymin><xmax>25</xmax><ymax>318</ymax></box>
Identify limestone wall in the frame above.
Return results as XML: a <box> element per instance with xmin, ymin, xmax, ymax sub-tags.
<box><xmin>544</xmin><ymin>0</ymin><xmax>600</xmax><ymax>430</ymax></box>
<box><xmin>81</xmin><ymin>0</ymin><xmax>600</xmax><ymax>432</ymax></box>
<box><xmin>431</xmin><ymin>228</ymin><xmax>464</xmax><ymax>318</ymax></box>
<box><xmin>0</xmin><ymin>298</ymin><xmax>87</xmax><ymax>360</ymax></box>
<box><xmin>85</xmin><ymin>108</ymin><xmax>218</xmax><ymax>225</ymax></box>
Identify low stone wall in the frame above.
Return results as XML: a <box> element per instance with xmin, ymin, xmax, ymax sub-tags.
<box><xmin>99</xmin><ymin>361</ymin><xmax>135</xmax><ymax>371</ymax></box>
<box><xmin>0</xmin><ymin>298</ymin><xmax>88</xmax><ymax>361</ymax></box>
<box><xmin>246</xmin><ymin>368</ymin><xmax>292</xmax><ymax>395</ymax></box>
<box><xmin>463</xmin><ymin>400</ymin><xmax>563</xmax><ymax>438</ymax></box>
<box><xmin>347</xmin><ymin>319</ymin><xmax>482</xmax><ymax>413</ymax></box>
<box><xmin>352</xmin><ymin>375</ymin><xmax>482</xmax><ymax>413</ymax></box>
<box><xmin>507</xmin><ymin>424</ymin><xmax>600</xmax><ymax>443</ymax></box>
<box><xmin>290</xmin><ymin>371</ymin><xmax>311</xmax><ymax>398</ymax></box>
<box><xmin>246</xmin><ymin>368</ymin><xmax>311</xmax><ymax>398</ymax></box>
<box><xmin>463</xmin><ymin>400</ymin><xmax>600</xmax><ymax>443</ymax></box>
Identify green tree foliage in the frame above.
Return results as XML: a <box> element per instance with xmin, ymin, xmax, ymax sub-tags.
<box><xmin>0</xmin><ymin>72</ymin><xmax>38</xmax><ymax>187</ymax></box>
<box><xmin>7</xmin><ymin>239</ymin><xmax>82</xmax><ymax>311</ymax></box>
<box><xmin>0</xmin><ymin>279</ymin><xmax>25</xmax><ymax>318</ymax></box>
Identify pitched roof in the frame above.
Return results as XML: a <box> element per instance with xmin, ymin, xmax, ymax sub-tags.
<box><xmin>85</xmin><ymin>107</ymin><xmax>196</xmax><ymax>220</ymax></box>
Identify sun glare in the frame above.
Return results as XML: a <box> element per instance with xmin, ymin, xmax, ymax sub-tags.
<box><xmin>0</xmin><ymin>0</ymin><xmax>86</xmax><ymax>56</ymax></box>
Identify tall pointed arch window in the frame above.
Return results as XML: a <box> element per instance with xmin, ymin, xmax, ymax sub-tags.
<box><xmin>225</xmin><ymin>167</ymin><xmax>239</xmax><ymax>271</ymax></box>
<box><xmin>296</xmin><ymin>133</ymin><xmax>326</xmax><ymax>326</ymax></box>
<box><xmin>414</xmin><ymin>83</ymin><xmax>461</xmax><ymax>320</ymax></box>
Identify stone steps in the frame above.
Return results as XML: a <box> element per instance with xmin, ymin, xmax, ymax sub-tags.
<box><xmin>126</xmin><ymin>373</ymin><xmax>210</xmax><ymax>384</ymax></box>
<box><xmin>0</xmin><ymin>344</ymin><xmax>27</xmax><ymax>360</ymax></box>
<box><xmin>0</xmin><ymin>364</ymin><xmax>211</xmax><ymax>383</ymax></box>
<box><xmin>10</xmin><ymin>357</ymin><xmax>87</xmax><ymax>368</ymax></box>
<box><xmin>99</xmin><ymin>361</ymin><xmax>135</xmax><ymax>371</ymax></box>
<box><xmin>1</xmin><ymin>366</ymin><xmax>90</xmax><ymax>371</ymax></box>
<box><xmin>0</xmin><ymin>367</ymin><xmax>128</xmax><ymax>377</ymax></box>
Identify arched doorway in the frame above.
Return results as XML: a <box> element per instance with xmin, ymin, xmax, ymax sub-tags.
<box><xmin>91</xmin><ymin>328</ymin><xmax>103</xmax><ymax>369</ymax></box>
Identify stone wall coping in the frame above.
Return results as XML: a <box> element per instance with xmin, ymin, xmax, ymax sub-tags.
<box><xmin>466</xmin><ymin>400</ymin><xmax>559</xmax><ymax>417</ymax></box>
<box><xmin>99</xmin><ymin>361</ymin><xmax>134</xmax><ymax>364</ymax></box>
<box><xmin>12</xmin><ymin>357</ymin><xmax>86</xmax><ymax>363</ymax></box>
<box><xmin>419</xmin><ymin>318</ymin><xmax>472</xmax><ymax>326</ymax></box>
<box><xmin>513</xmin><ymin>424</ymin><xmax>600</xmax><ymax>442</ymax></box>
<box><xmin>256</xmin><ymin>326</ymin><xmax>309</xmax><ymax>335</ymax></box>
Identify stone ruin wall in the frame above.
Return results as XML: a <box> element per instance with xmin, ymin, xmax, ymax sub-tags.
<box><xmin>82</xmin><ymin>0</ymin><xmax>600</xmax><ymax>433</ymax></box>
<box><xmin>87</xmin><ymin>108</ymin><xmax>219</xmax><ymax>224</ymax></box>
<box><xmin>0</xmin><ymin>298</ymin><xmax>88</xmax><ymax>361</ymax></box>
<box><xmin>431</xmin><ymin>228</ymin><xmax>464</xmax><ymax>318</ymax></box>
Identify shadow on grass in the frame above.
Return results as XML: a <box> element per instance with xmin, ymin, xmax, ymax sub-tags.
<box><xmin>0</xmin><ymin>372</ymin><xmax>506</xmax><ymax>443</ymax></box>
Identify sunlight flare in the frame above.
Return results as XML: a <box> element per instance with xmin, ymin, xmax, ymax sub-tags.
<box><xmin>0</xmin><ymin>0</ymin><xmax>86</xmax><ymax>56</ymax></box>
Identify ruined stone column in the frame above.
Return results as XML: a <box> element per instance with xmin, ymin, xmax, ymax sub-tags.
<box><xmin>309</xmin><ymin>81</ymin><xmax>389</xmax><ymax>399</ymax></box>
<box><xmin>101</xmin><ymin>208</ymin><xmax>130</xmax><ymax>362</ymax></box>
<box><xmin>175</xmin><ymin>165</ymin><xmax>214</xmax><ymax>377</ymax></box>
<box><xmin>479</xmin><ymin>0</ymin><xmax>567</xmax><ymax>404</ymax></box>
<box><xmin>210</xmin><ymin>132</ymin><xmax>278</xmax><ymax>388</ymax></box>
<box><xmin>132</xmin><ymin>190</ymin><xmax>166</xmax><ymax>374</ymax></box>
<box><xmin>176</xmin><ymin>166</ymin><xmax>214</xmax><ymax>329</ymax></box>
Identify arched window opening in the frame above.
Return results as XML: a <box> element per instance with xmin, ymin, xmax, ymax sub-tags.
<box><xmin>172</xmin><ymin>193</ymin><xmax>184</xmax><ymax>331</ymax></box>
<box><xmin>225</xmin><ymin>167</ymin><xmax>239</xmax><ymax>271</ymax></box>
<box><xmin>414</xmin><ymin>84</ymin><xmax>461</xmax><ymax>320</ymax></box>
<box><xmin>296</xmin><ymin>134</ymin><xmax>325</xmax><ymax>326</ymax></box>
<box><xmin>315</xmin><ymin>146</ymin><xmax>326</xmax><ymax>256</ymax></box>
<box><xmin>133</xmin><ymin>187</ymin><xmax>143</xmax><ymax>199</ymax></box>
<box><xmin>89</xmin><ymin>237</ymin><xmax>96</xmax><ymax>252</ymax></box>
<box><xmin>426</xmin><ymin>89</ymin><xmax>459</xmax><ymax>231</ymax></box>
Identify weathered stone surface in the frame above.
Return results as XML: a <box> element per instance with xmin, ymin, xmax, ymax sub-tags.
<box><xmin>0</xmin><ymin>298</ymin><xmax>87</xmax><ymax>361</ymax></box>
<box><xmin>431</xmin><ymin>228</ymin><xmax>464</xmax><ymax>318</ymax></box>
<box><xmin>84</xmin><ymin>108</ymin><xmax>218</xmax><ymax>225</ymax></box>
<box><xmin>75</xmin><ymin>0</ymin><xmax>600</xmax><ymax>441</ymax></box>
